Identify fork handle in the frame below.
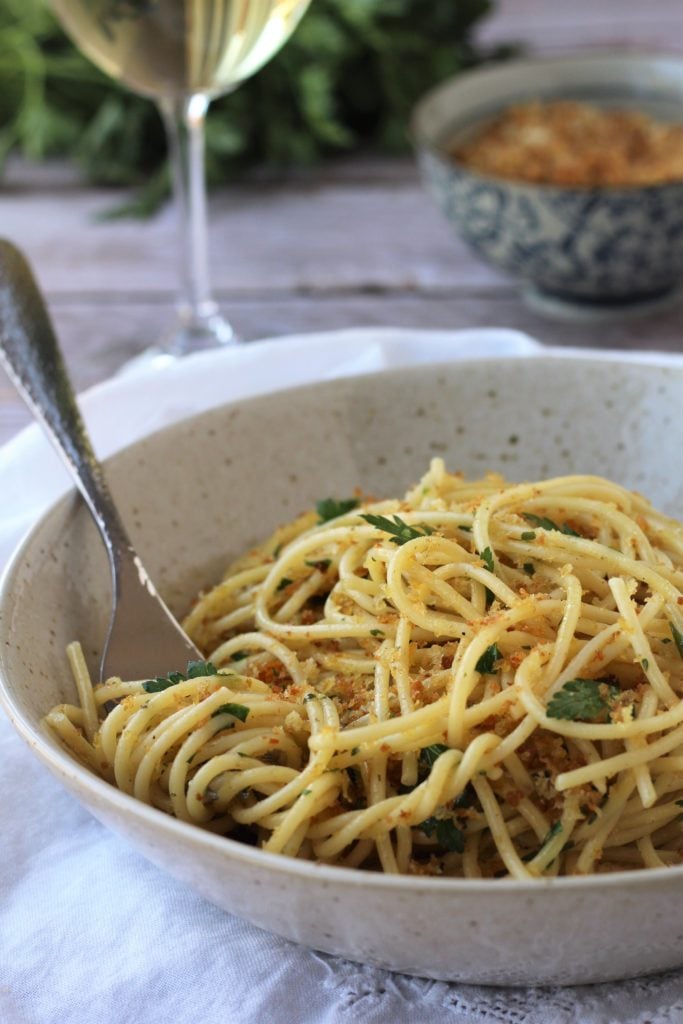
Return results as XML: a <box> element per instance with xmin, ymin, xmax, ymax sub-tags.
<box><xmin>0</xmin><ymin>239</ymin><xmax>132</xmax><ymax>563</ymax></box>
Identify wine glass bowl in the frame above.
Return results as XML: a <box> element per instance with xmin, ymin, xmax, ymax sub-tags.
<box><xmin>49</xmin><ymin>0</ymin><xmax>313</xmax><ymax>354</ymax></box>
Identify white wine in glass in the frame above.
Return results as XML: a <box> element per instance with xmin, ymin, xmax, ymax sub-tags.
<box><xmin>49</xmin><ymin>0</ymin><xmax>313</xmax><ymax>354</ymax></box>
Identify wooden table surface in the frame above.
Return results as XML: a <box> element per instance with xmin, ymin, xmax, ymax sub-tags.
<box><xmin>1</xmin><ymin>0</ymin><xmax>683</xmax><ymax>446</ymax></box>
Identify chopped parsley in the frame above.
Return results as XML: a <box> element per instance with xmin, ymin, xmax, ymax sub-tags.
<box><xmin>230</xmin><ymin>650</ymin><xmax>249</xmax><ymax>661</ymax></box>
<box><xmin>419</xmin><ymin>743</ymin><xmax>450</xmax><ymax>769</ymax></box>
<box><xmin>671</xmin><ymin>622</ymin><xmax>683</xmax><ymax>659</ymax></box>
<box><xmin>370</xmin><ymin>628</ymin><xmax>384</xmax><ymax>637</ymax></box>
<box><xmin>642</xmin><ymin>658</ymin><xmax>649</xmax><ymax>671</ymax></box>
<box><xmin>521</xmin><ymin>530</ymin><xmax>536</xmax><ymax>541</ymax></box>
<box><xmin>475</xmin><ymin>643</ymin><xmax>500</xmax><ymax>675</ymax></box>
<box><xmin>360</xmin><ymin>513</ymin><xmax>434</xmax><ymax>545</ymax></box>
<box><xmin>454</xmin><ymin>784</ymin><xmax>476</xmax><ymax>809</ymax></box>
<box><xmin>186</xmin><ymin>660</ymin><xmax>218</xmax><ymax>678</ymax></box>
<box><xmin>305</xmin><ymin>558</ymin><xmax>331</xmax><ymax>572</ymax></box>
<box><xmin>316</xmin><ymin>497</ymin><xmax>359</xmax><ymax>522</ymax></box>
<box><xmin>276</xmin><ymin>577</ymin><xmax>293</xmax><ymax>592</ymax></box>
<box><xmin>350</xmin><ymin>746</ymin><xmax>360</xmax><ymax>756</ymax></box>
<box><xmin>420</xmin><ymin>815</ymin><xmax>465</xmax><ymax>853</ymax></box>
<box><xmin>479</xmin><ymin>546</ymin><xmax>494</xmax><ymax>572</ymax></box>
<box><xmin>211</xmin><ymin>702</ymin><xmax>250</xmax><ymax>722</ymax></box>
<box><xmin>522</xmin><ymin>821</ymin><xmax>563</xmax><ymax>861</ymax></box>
<box><xmin>522</xmin><ymin>513</ymin><xmax>580</xmax><ymax>537</ymax></box>
<box><xmin>478</xmin><ymin>547</ymin><xmax>495</xmax><ymax>608</ymax></box>
<box><xmin>523</xmin><ymin>562</ymin><xmax>536</xmax><ymax>576</ymax></box>
<box><xmin>546</xmin><ymin>678</ymin><xmax>620</xmax><ymax>721</ymax></box>
<box><xmin>142</xmin><ymin>660</ymin><xmax>218</xmax><ymax>693</ymax></box>
<box><xmin>541</xmin><ymin>820</ymin><xmax>563</xmax><ymax>848</ymax></box>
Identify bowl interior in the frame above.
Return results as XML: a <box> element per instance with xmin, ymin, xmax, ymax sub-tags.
<box><xmin>2</xmin><ymin>354</ymin><xmax>681</xmax><ymax>727</ymax></box>
<box><xmin>413</xmin><ymin>52</ymin><xmax>683</xmax><ymax>155</ymax></box>
<box><xmin>2</xmin><ymin>353</ymin><xmax>683</xmax><ymax>985</ymax></box>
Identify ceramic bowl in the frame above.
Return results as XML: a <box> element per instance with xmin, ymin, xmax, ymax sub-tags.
<box><xmin>412</xmin><ymin>52</ymin><xmax>683</xmax><ymax>313</ymax></box>
<box><xmin>1</xmin><ymin>353</ymin><xmax>683</xmax><ymax>987</ymax></box>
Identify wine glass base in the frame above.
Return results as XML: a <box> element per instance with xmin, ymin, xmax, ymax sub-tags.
<box><xmin>114</xmin><ymin>312</ymin><xmax>239</xmax><ymax>379</ymax></box>
<box><xmin>169</xmin><ymin>310</ymin><xmax>239</xmax><ymax>354</ymax></box>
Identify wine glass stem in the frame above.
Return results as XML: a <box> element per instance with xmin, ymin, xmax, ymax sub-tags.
<box><xmin>159</xmin><ymin>94</ymin><xmax>235</xmax><ymax>350</ymax></box>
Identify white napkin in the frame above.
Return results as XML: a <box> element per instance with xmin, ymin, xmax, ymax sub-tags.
<box><xmin>1</xmin><ymin>328</ymin><xmax>682</xmax><ymax>1024</ymax></box>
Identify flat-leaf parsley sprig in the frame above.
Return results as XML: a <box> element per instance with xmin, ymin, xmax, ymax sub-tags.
<box><xmin>546</xmin><ymin>678</ymin><xmax>621</xmax><ymax>722</ymax></box>
<box><xmin>360</xmin><ymin>513</ymin><xmax>434</xmax><ymax>545</ymax></box>
<box><xmin>142</xmin><ymin>659</ymin><xmax>220</xmax><ymax>693</ymax></box>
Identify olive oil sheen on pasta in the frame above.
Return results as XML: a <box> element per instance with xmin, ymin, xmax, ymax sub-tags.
<box><xmin>51</xmin><ymin>0</ymin><xmax>312</xmax><ymax>99</ymax></box>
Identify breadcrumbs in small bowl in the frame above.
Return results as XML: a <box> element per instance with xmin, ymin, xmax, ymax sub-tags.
<box><xmin>412</xmin><ymin>52</ymin><xmax>683</xmax><ymax>316</ymax></box>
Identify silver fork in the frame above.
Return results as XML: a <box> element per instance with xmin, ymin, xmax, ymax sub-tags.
<box><xmin>0</xmin><ymin>239</ymin><xmax>201</xmax><ymax>681</ymax></box>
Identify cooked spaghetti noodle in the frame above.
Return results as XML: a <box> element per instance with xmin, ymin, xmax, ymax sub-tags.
<box><xmin>46</xmin><ymin>462</ymin><xmax>683</xmax><ymax>878</ymax></box>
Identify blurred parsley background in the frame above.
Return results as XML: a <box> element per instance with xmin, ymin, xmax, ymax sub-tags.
<box><xmin>0</xmin><ymin>0</ymin><xmax>506</xmax><ymax>214</ymax></box>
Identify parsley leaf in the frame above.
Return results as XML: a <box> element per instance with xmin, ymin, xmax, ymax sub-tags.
<box><xmin>316</xmin><ymin>498</ymin><xmax>359</xmax><ymax>522</ymax></box>
<box><xmin>276</xmin><ymin>577</ymin><xmax>293</xmax><ymax>592</ymax></box>
<box><xmin>671</xmin><ymin>622</ymin><xmax>683</xmax><ymax>659</ymax></box>
<box><xmin>420</xmin><ymin>815</ymin><xmax>465</xmax><ymax>853</ymax></box>
<box><xmin>546</xmin><ymin>678</ymin><xmax>620</xmax><ymax>721</ymax></box>
<box><xmin>419</xmin><ymin>743</ymin><xmax>450</xmax><ymax>769</ymax></box>
<box><xmin>142</xmin><ymin>661</ymin><xmax>218</xmax><ymax>693</ymax></box>
<box><xmin>186</xmin><ymin>660</ymin><xmax>219</xmax><ymax>679</ymax></box>
<box><xmin>370</xmin><ymin>628</ymin><xmax>384</xmax><ymax>637</ymax></box>
<box><xmin>522</xmin><ymin>513</ymin><xmax>580</xmax><ymax>537</ymax></box>
<box><xmin>541</xmin><ymin>820</ymin><xmax>563</xmax><ymax>848</ymax></box>
<box><xmin>475</xmin><ymin>643</ymin><xmax>500</xmax><ymax>674</ymax></box>
<box><xmin>454</xmin><ymin>785</ymin><xmax>477</xmax><ymax>809</ymax></box>
<box><xmin>479</xmin><ymin>546</ymin><xmax>494</xmax><ymax>572</ymax></box>
<box><xmin>522</xmin><ymin>821</ymin><xmax>563</xmax><ymax>861</ymax></box>
<box><xmin>521</xmin><ymin>530</ymin><xmax>536</xmax><ymax>541</ymax></box>
<box><xmin>361</xmin><ymin>513</ymin><xmax>434</xmax><ymax>545</ymax></box>
<box><xmin>211</xmin><ymin>702</ymin><xmax>250</xmax><ymax>722</ymax></box>
<box><xmin>478</xmin><ymin>547</ymin><xmax>495</xmax><ymax>608</ymax></box>
<box><xmin>305</xmin><ymin>558</ymin><xmax>331</xmax><ymax>572</ymax></box>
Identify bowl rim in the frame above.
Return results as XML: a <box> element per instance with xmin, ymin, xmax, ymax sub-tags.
<box><xmin>2</xmin><ymin>350</ymin><xmax>683</xmax><ymax>897</ymax></box>
<box><xmin>410</xmin><ymin>48</ymin><xmax>683</xmax><ymax>196</ymax></box>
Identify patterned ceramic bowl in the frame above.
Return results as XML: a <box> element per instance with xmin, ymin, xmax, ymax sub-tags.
<box><xmin>412</xmin><ymin>53</ymin><xmax>683</xmax><ymax>312</ymax></box>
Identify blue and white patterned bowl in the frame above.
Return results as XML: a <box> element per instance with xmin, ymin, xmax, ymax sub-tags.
<box><xmin>412</xmin><ymin>53</ymin><xmax>683</xmax><ymax>308</ymax></box>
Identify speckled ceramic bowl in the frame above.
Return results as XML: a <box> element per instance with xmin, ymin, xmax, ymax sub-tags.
<box><xmin>412</xmin><ymin>53</ymin><xmax>683</xmax><ymax>314</ymax></box>
<box><xmin>1</xmin><ymin>353</ymin><xmax>683</xmax><ymax>987</ymax></box>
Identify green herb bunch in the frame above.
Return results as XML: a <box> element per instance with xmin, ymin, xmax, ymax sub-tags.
<box><xmin>0</xmin><ymin>0</ymin><xmax>501</xmax><ymax>214</ymax></box>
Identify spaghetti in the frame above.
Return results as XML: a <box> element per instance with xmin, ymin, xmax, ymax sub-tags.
<box><xmin>46</xmin><ymin>462</ymin><xmax>683</xmax><ymax>878</ymax></box>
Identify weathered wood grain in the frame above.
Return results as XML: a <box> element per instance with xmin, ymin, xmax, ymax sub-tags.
<box><xmin>480</xmin><ymin>0</ymin><xmax>683</xmax><ymax>52</ymax></box>
<box><xmin>1</xmin><ymin>0</ymin><xmax>683</xmax><ymax>448</ymax></box>
<box><xmin>3</xmin><ymin>285</ymin><xmax>681</xmax><ymax>445</ymax></box>
<box><xmin>1</xmin><ymin>163</ymin><xmax>506</xmax><ymax>296</ymax></box>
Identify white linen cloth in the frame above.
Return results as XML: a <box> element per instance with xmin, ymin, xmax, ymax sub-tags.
<box><xmin>1</xmin><ymin>328</ymin><xmax>683</xmax><ymax>1024</ymax></box>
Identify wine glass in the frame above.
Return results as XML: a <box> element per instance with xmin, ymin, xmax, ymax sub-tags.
<box><xmin>48</xmin><ymin>0</ymin><xmax>313</xmax><ymax>356</ymax></box>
